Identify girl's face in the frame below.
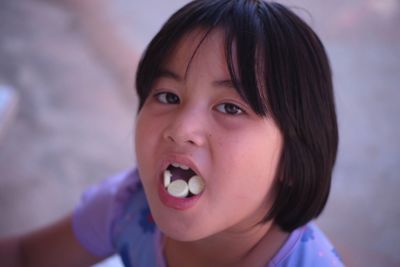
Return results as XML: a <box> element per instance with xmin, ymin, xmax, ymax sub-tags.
<box><xmin>135</xmin><ymin>29</ymin><xmax>283</xmax><ymax>241</ymax></box>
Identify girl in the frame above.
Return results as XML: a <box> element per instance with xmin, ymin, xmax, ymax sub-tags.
<box><xmin>1</xmin><ymin>0</ymin><xmax>343</xmax><ymax>266</ymax></box>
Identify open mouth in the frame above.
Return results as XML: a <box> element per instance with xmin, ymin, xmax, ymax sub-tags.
<box><xmin>163</xmin><ymin>163</ymin><xmax>205</xmax><ymax>198</ymax></box>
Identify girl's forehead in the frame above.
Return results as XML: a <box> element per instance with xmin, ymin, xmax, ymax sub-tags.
<box><xmin>162</xmin><ymin>28</ymin><xmax>237</xmax><ymax>78</ymax></box>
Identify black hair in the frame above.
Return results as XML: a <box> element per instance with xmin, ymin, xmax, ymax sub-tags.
<box><xmin>135</xmin><ymin>0</ymin><xmax>338</xmax><ymax>232</ymax></box>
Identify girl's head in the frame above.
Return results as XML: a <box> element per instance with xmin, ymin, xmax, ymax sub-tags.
<box><xmin>135</xmin><ymin>0</ymin><xmax>338</xmax><ymax>238</ymax></box>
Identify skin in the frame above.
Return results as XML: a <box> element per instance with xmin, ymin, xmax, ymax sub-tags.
<box><xmin>0</xmin><ymin>215</ymin><xmax>102</xmax><ymax>267</ymax></box>
<box><xmin>135</xmin><ymin>28</ymin><xmax>288</xmax><ymax>267</ymax></box>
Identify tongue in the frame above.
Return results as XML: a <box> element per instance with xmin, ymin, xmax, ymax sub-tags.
<box><xmin>169</xmin><ymin>166</ymin><xmax>195</xmax><ymax>182</ymax></box>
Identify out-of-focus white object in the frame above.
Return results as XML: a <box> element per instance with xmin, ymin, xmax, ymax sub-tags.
<box><xmin>92</xmin><ymin>255</ymin><xmax>124</xmax><ymax>267</ymax></box>
<box><xmin>0</xmin><ymin>85</ymin><xmax>18</xmax><ymax>141</ymax></box>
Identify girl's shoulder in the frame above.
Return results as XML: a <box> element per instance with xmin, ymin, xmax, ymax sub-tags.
<box><xmin>73</xmin><ymin>168</ymin><xmax>145</xmax><ymax>257</ymax></box>
<box><xmin>110</xmin><ymin>170</ymin><xmax>164</xmax><ymax>267</ymax></box>
<box><xmin>268</xmin><ymin>222</ymin><xmax>345</xmax><ymax>267</ymax></box>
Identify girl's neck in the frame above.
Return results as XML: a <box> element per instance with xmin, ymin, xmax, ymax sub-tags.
<box><xmin>163</xmin><ymin>222</ymin><xmax>288</xmax><ymax>267</ymax></box>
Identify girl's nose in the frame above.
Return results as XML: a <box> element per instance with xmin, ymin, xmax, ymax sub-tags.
<box><xmin>163</xmin><ymin>108</ymin><xmax>206</xmax><ymax>147</ymax></box>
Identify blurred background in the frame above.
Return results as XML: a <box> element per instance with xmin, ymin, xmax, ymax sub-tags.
<box><xmin>0</xmin><ymin>0</ymin><xmax>399</xmax><ymax>266</ymax></box>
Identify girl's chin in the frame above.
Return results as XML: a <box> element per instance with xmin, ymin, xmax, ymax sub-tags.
<box><xmin>161</xmin><ymin>227</ymin><xmax>209</xmax><ymax>243</ymax></box>
<box><xmin>150</xmin><ymin>207</ymin><xmax>210</xmax><ymax>242</ymax></box>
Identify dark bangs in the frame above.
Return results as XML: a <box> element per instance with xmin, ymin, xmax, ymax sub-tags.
<box><xmin>135</xmin><ymin>0</ymin><xmax>270</xmax><ymax>115</ymax></box>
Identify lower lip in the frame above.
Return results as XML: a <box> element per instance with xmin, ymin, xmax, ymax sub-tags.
<box><xmin>158</xmin><ymin>179</ymin><xmax>203</xmax><ymax>210</ymax></box>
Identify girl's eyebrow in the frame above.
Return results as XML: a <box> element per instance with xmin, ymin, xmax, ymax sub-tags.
<box><xmin>212</xmin><ymin>79</ymin><xmax>236</xmax><ymax>89</ymax></box>
<box><xmin>157</xmin><ymin>68</ymin><xmax>238</xmax><ymax>90</ymax></box>
<box><xmin>157</xmin><ymin>69</ymin><xmax>182</xmax><ymax>81</ymax></box>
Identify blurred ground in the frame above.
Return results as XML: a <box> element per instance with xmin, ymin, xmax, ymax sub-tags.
<box><xmin>0</xmin><ymin>0</ymin><xmax>399</xmax><ymax>266</ymax></box>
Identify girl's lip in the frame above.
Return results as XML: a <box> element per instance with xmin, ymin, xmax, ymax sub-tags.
<box><xmin>158</xmin><ymin>177</ymin><xmax>203</xmax><ymax>210</ymax></box>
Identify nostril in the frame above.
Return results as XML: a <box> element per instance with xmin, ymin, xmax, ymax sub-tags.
<box><xmin>163</xmin><ymin>123</ymin><xmax>204</xmax><ymax>146</ymax></box>
<box><xmin>166</xmin><ymin>133</ymin><xmax>197</xmax><ymax>146</ymax></box>
<box><xmin>170</xmin><ymin>138</ymin><xmax>195</xmax><ymax>145</ymax></box>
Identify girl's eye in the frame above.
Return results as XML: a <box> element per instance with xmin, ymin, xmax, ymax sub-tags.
<box><xmin>155</xmin><ymin>92</ymin><xmax>180</xmax><ymax>104</ymax></box>
<box><xmin>216</xmin><ymin>103</ymin><xmax>244</xmax><ymax>115</ymax></box>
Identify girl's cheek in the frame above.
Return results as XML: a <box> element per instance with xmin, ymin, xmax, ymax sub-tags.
<box><xmin>212</xmin><ymin>113</ymin><xmax>248</xmax><ymax>132</ymax></box>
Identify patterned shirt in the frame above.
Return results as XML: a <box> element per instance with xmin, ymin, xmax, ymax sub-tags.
<box><xmin>73</xmin><ymin>168</ymin><xmax>345</xmax><ymax>267</ymax></box>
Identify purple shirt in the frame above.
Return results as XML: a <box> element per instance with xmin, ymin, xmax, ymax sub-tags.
<box><xmin>73</xmin><ymin>168</ymin><xmax>345</xmax><ymax>267</ymax></box>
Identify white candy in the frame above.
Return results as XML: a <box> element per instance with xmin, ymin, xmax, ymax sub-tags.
<box><xmin>188</xmin><ymin>175</ymin><xmax>205</xmax><ymax>195</ymax></box>
<box><xmin>163</xmin><ymin>170</ymin><xmax>172</xmax><ymax>187</ymax></box>
<box><xmin>167</xmin><ymin>180</ymin><xmax>189</xmax><ymax>198</ymax></box>
<box><xmin>164</xmin><ymin>169</ymin><xmax>205</xmax><ymax>198</ymax></box>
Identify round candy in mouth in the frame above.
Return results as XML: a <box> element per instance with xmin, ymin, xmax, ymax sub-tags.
<box><xmin>167</xmin><ymin>179</ymin><xmax>189</xmax><ymax>198</ymax></box>
<box><xmin>163</xmin><ymin>167</ymin><xmax>206</xmax><ymax>198</ymax></box>
<box><xmin>188</xmin><ymin>175</ymin><xmax>205</xmax><ymax>195</ymax></box>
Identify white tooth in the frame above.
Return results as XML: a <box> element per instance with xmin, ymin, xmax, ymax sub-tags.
<box><xmin>188</xmin><ymin>175</ymin><xmax>205</xmax><ymax>195</ymax></box>
<box><xmin>179</xmin><ymin>164</ymin><xmax>189</xmax><ymax>170</ymax></box>
<box><xmin>171</xmin><ymin>163</ymin><xmax>190</xmax><ymax>170</ymax></box>
<box><xmin>164</xmin><ymin>170</ymin><xmax>172</xmax><ymax>187</ymax></box>
<box><xmin>167</xmin><ymin>180</ymin><xmax>189</xmax><ymax>198</ymax></box>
